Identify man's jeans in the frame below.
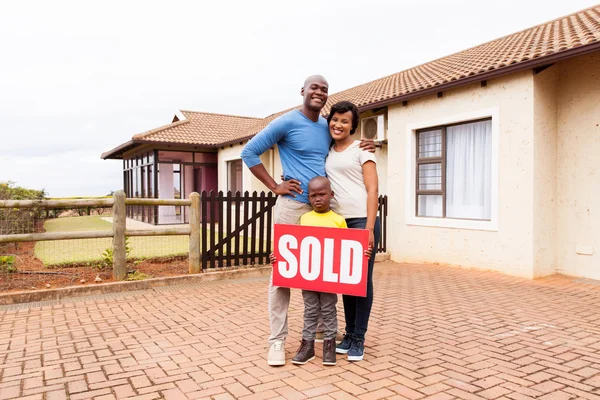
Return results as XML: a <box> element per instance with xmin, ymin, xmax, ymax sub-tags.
<box><xmin>268</xmin><ymin>196</ymin><xmax>312</xmax><ymax>345</ymax></box>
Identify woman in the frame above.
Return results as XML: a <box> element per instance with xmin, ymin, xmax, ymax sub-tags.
<box><xmin>326</xmin><ymin>100</ymin><xmax>381</xmax><ymax>362</ymax></box>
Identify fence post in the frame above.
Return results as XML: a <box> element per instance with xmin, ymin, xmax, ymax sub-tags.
<box><xmin>189</xmin><ymin>192</ymin><xmax>201</xmax><ymax>274</ymax></box>
<box><xmin>112</xmin><ymin>190</ymin><xmax>127</xmax><ymax>280</ymax></box>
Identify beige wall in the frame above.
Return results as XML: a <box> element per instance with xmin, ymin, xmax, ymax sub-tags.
<box><xmin>556</xmin><ymin>52</ymin><xmax>600</xmax><ymax>280</ymax></box>
<box><xmin>386</xmin><ymin>71</ymin><xmax>537</xmax><ymax>278</ymax></box>
<box><xmin>218</xmin><ymin>143</ymin><xmax>271</xmax><ymax>194</ymax></box>
<box><xmin>533</xmin><ymin>67</ymin><xmax>559</xmax><ymax>277</ymax></box>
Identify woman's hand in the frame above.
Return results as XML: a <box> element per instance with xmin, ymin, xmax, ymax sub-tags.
<box><xmin>364</xmin><ymin>230</ymin><xmax>375</xmax><ymax>258</ymax></box>
<box><xmin>269</xmin><ymin>252</ymin><xmax>277</xmax><ymax>265</ymax></box>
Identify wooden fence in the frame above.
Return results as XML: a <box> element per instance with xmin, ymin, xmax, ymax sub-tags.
<box><xmin>201</xmin><ymin>191</ymin><xmax>388</xmax><ymax>269</ymax></box>
<box><xmin>0</xmin><ymin>191</ymin><xmax>194</xmax><ymax>280</ymax></box>
<box><xmin>201</xmin><ymin>191</ymin><xmax>277</xmax><ymax>269</ymax></box>
<box><xmin>0</xmin><ymin>190</ymin><xmax>389</xmax><ymax>280</ymax></box>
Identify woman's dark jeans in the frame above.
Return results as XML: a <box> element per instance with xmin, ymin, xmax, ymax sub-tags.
<box><xmin>343</xmin><ymin>216</ymin><xmax>380</xmax><ymax>340</ymax></box>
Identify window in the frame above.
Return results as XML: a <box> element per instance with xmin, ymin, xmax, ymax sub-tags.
<box><xmin>416</xmin><ymin>119</ymin><xmax>492</xmax><ymax>220</ymax></box>
<box><xmin>228</xmin><ymin>159</ymin><xmax>243</xmax><ymax>194</ymax></box>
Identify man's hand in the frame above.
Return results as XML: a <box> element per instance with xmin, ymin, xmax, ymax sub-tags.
<box><xmin>273</xmin><ymin>179</ymin><xmax>303</xmax><ymax>197</ymax></box>
<box><xmin>269</xmin><ymin>252</ymin><xmax>277</xmax><ymax>265</ymax></box>
<box><xmin>359</xmin><ymin>139</ymin><xmax>377</xmax><ymax>153</ymax></box>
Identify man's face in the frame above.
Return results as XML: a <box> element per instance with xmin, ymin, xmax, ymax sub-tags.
<box><xmin>301</xmin><ymin>77</ymin><xmax>329</xmax><ymax>112</ymax></box>
<box><xmin>308</xmin><ymin>179</ymin><xmax>333</xmax><ymax>213</ymax></box>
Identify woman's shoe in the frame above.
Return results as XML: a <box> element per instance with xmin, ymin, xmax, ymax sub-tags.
<box><xmin>347</xmin><ymin>337</ymin><xmax>364</xmax><ymax>361</ymax></box>
<box><xmin>336</xmin><ymin>333</ymin><xmax>353</xmax><ymax>354</ymax></box>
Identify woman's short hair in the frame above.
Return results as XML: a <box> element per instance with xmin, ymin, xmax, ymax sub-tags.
<box><xmin>327</xmin><ymin>101</ymin><xmax>360</xmax><ymax>135</ymax></box>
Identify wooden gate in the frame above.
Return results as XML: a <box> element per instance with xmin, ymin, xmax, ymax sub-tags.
<box><xmin>201</xmin><ymin>191</ymin><xmax>276</xmax><ymax>269</ymax></box>
<box><xmin>200</xmin><ymin>191</ymin><xmax>388</xmax><ymax>270</ymax></box>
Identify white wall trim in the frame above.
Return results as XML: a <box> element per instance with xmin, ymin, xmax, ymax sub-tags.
<box><xmin>404</xmin><ymin>107</ymin><xmax>500</xmax><ymax>231</ymax></box>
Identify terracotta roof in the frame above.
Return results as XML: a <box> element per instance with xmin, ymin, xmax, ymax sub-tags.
<box><xmin>229</xmin><ymin>5</ymin><xmax>600</xmax><ymax>142</ymax></box>
<box><xmin>131</xmin><ymin>110</ymin><xmax>261</xmax><ymax>146</ymax></box>
<box><xmin>103</xmin><ymin>5</ymin><xmax>600</xmax><ymax>156</ymax></box>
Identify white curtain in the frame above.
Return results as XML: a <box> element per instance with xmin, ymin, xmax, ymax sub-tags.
<box><xmin>446</xmin><ymin>120</ymin><xmax>492</xmax><ymax>220</ymax></box>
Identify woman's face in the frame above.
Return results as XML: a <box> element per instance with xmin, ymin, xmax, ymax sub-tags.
<box><xmin>329</xmin><ymin>111</ymin><xmax>354</xmax><ymax>141</ymax></box>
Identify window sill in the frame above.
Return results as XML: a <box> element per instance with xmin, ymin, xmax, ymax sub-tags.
<box><xmin>406</xmin><ymin>216</ymin><xmax>498</xmax><ymax>232</ymax></box>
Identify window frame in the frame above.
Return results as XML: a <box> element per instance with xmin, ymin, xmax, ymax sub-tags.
<box><xmin>227</xmin><ymin>159</ymin><xmax>243</xmax><ymax>194</ymax></box>
<box><xmin>415</xmin><ymin>117</ymin><xmax>491</xmax><ymax>220</ymax></box>
<box><xmin>415</xmin><ymin>126</ymin><xmax>447</xmax><ymax>218</ymax></box>
<box><xmin>405</xmin><ymin>108</ymin><xmax>499</xmax><ymax>232</ymax></box>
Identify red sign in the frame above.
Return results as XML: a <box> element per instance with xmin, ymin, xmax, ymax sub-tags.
<box><xmin>273</xmin><ymin>224</ymin><xmax>370</xmax><ymax>297</ymax></box>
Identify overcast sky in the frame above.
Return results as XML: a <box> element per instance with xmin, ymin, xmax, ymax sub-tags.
<box><xmin>1</xmin><ymin>0</ymin><xmax>597</xmax><ymax>197</ymax></box>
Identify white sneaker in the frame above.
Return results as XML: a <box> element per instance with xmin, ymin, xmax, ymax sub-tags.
<box><xmin>267</xmin><ymin>341</ymin><xmax>285</xmax><ymax>366</ymax></box>
<box><xmin>315</xmin><ymin>332</ymin><xmax>324</xmax><ymax>343</ymax></box>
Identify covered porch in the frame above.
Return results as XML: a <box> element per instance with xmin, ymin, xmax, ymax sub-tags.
<box><xmin>122</xmin><ymin>149</ymin><xmax>218</xmax><ymax>224</ymax></box>
<box><xmin>101</xmin><ymin>110</ymin><xmax>259</xmax><ymax>225</ymax></box>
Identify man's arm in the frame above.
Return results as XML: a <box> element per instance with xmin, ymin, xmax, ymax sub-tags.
<box><xmin>248</xmin><ymin>164</ymin><xmax>301</xmax><ymax>196</ymax></box>
<box><xmin>241</xmin><ymin>116</ymin><xmax>302</xmax><ymax>196</ymax></box>
<box><xmin>359</xmin><ymin>139</ymin><xmax>377</xmax><ymax>153</ymax></box>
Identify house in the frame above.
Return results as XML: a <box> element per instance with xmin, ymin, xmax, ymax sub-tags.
<box><xmin>102</xmin><ymin>5</ymin><xmax>600</xmax><ymax>280</ymax></box>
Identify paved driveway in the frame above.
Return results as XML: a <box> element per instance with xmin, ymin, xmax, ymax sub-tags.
<box><xmin>1</xmin><ymin>262</ymin><xmax>600</xmax><ymax>399</ymax></box>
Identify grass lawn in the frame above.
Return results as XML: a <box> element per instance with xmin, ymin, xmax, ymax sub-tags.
<box><xmin>34</xmin><ymin>216</ymin><xmax>268</xmax><ymax>266</ymax></box>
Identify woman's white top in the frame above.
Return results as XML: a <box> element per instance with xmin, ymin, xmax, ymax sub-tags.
<box><xmin>325</xmin><ymin>140</ymin><xmax>377</xmax><ymax>219</ymax></box>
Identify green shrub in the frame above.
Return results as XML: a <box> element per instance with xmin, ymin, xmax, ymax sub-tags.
<box><xmin>125</xmin><ymin>270</ymin><xmax>151</xmax><ymax>281</ymax></box>
<box><xmin>0</xmin><ymin>255</ymin><xmax>17</xmax><ymax>273</ymax></box>
<box><xmin>100</xmin><ymin>237</ymin><xmax>131</xmax><ymax>267</ymax></box>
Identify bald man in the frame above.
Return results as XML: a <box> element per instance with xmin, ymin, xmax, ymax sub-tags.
<box><xmin>241</xmin><ymin>75</ymin><xmax>374</xmax><ymax>366</ymax></box>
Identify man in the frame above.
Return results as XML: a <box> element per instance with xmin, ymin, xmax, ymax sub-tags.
<box><xmin>241</xmin><ymin>75</ymin><xmax>374</xmax><ymax>366</ymax></box>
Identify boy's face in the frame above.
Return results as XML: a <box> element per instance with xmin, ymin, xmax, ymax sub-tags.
<box><xmin>308</xmin><ymin>178</ymin><xmax>333</xmax><ymax>213</ymax></box>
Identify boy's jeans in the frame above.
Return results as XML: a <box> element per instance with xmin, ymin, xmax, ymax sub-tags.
<box><xmin>301</xmin><ymin>290</ymin><xmax>337</xmax><ymax>340</ymax></box>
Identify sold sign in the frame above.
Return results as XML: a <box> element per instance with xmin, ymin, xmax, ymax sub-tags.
<box><xmin>273</xmin><ymin>224</ymin><xmax>369</xmax><ymax>297</ymax></box>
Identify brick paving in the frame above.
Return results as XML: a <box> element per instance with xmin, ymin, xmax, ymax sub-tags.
<box><xmin>1</xmin><ymin>261</ymin><xmax>600</xmax><ymax>399</ymax></box>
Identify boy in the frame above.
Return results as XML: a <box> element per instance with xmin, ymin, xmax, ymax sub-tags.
<box><xmin>293</xmin><ymin>176</ymin><xmax>346</xmax><ymax>366</ymax></box>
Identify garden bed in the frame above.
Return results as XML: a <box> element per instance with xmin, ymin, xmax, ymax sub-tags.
<box><xmin>0</xmin><ymin>241</ymin><xmax>193</xmax><ymax>293</ymax></box>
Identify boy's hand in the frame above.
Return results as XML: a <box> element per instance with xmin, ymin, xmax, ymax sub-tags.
<box><xmin>359</xmin><ymin>139</ymin><xmax>377</xmax><ymax>153</ymax></box>
<box><xmin>364</xmin><ymin>247</ymin><xmax>373</xmax><ymax>259</ymax></box>
<box><xmin>269</xmin><ymin>252</ymin><xmax>277</xmax><ymax>265</ymax></box>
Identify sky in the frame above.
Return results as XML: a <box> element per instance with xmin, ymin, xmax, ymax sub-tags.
<box><xmin>1</xmin><ymin>0</ymin><xmax>598</xmax><ymax>197</ymax></box>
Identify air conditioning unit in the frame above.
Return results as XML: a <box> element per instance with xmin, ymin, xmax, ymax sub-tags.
<box><xmin>360</xmin><ymin>114</ymin><xmax>386</xmax><ymax>141</ymax></box>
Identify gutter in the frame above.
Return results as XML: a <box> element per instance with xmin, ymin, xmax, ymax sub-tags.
<box><xmin>101</xmin><ymin>140</ymin><xmax>220</xmax><ymax>160</ymax></box>
<box><xmin>102</xmin><ymin>41</ymin><xmax>600</xmax><ymax>155</ymax></box>
<box><xmin>358</xmin><ymin>41</ymin><xmax>600</xmax><ymax>112</ymax></box>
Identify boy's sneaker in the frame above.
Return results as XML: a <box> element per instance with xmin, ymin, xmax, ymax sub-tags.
<box><xmin>291</xmin><ymin>339</ymin><xmax>315</xmax><ymax>365</ymax></box>
<box><xmin>267</xmin><ymin>341</ymin><xmax>285</xmax><ymax>366</ymax></box>
<box><xmin>336</xmin><ymin>333</ymin><xmax>353</xmax><ymax>354</ymax></box>
<box><xmin>322</xmin><ymin>338</ymin><xmax>337</xmax><ymax>366</ymax></box>
<box><xmin>347</xmin><ymin>338</ymin><xmax>364</xmax><ymax>361</ymax></box>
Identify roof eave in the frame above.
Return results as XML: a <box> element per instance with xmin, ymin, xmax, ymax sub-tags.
<box><xmin>217</xmin><ymin>135</ymin><xmax>255</xmax><ymax>148</ymax></box>
<box><xmin>101</xmin><ymin>140</ymin><xmax>137</xmax><ymax>160</ymax></box>
<box><xmin>357</xmin><ymin>41</ymin><xmax>600</xmax><ymax>112</ymax></box>
<box><xmin>101</xmin><ymin>140</ymin><xmax>219</xmax><ymax>160</ymax></box>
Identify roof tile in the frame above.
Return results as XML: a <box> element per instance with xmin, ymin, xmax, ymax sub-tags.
<box><xmin>128</xmin><ymin>6</ymin><xmax>600</xmax><ymax>147</ymax></box>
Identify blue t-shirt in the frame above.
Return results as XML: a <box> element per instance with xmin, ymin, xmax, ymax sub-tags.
<box><xmin>241</xmin><ymin>109</ymin><xmax>330</xmax><ymax>204</ymax></box>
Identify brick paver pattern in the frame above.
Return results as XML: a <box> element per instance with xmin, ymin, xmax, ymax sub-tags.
<box><xmin>2</xmin><ymin>261</ymin><xmax>600</xmax><ymax>399</ymax></box>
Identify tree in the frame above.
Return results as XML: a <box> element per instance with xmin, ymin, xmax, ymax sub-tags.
<box><xmin>0</xmin><ymin>181</ymin><xmax>47</xmax><ymax>241</ymax></box>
